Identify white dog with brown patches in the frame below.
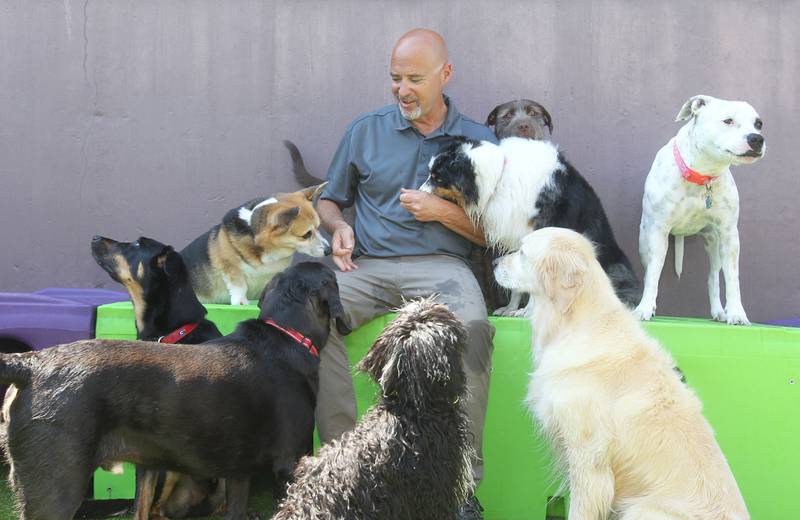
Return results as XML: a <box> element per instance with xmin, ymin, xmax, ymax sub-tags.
<box><xmin>494</xmin><ymin>227</ymin><xmax>749</xmax><ymax>520</ymax></box>
<box><xmin>636</xmin><ymin>95</ymin><xmax>765</xmax><ymax>325</ymax></box>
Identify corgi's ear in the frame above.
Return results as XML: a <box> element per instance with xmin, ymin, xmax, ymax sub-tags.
<box><xmin>301</xmin><ymin>182</ymin><xmax>327</xmax><ymax>202</ymax></box>
<box><xmin>271</xmin><ymin>206</ymin><xmax>300</xmax><ymax>231</ymax></box>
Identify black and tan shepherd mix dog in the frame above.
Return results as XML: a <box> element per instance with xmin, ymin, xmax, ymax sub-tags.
<box><xmin>181</xmin><ymin>184</ymin><xmax>330</xmax><ymax>305</ymax></box>
<box><xmin>92</xmin><ymin>235</ymin><xmax>226</xmax><ymax>519</ymax></box>
<box><xmin>0</xmin><ymin>262</ymin><xmax>350</xmax><ymax>520</ymax></box>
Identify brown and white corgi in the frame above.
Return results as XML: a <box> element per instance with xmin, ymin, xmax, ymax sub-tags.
<box><xmin>181</xmin><ymin>184</ymin><xmax>330</xmax><ymax>305</ymax></box>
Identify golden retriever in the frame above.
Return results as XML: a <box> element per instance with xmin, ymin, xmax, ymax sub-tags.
<box><xmin>493</xmin><ymin>227</ymin><xmax>748</xmax><ymax>520</ymax></box>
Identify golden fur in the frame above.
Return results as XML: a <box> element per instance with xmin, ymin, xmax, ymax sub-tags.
<box><xmin>494</xmin><ymin>227</ymin><xmax>748</xmax><ymax>520</ymax></box>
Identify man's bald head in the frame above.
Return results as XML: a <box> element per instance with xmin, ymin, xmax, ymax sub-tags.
<box><xmin>391</xmin><ymin>29</ymin><xmax>448</xmax><ymax>68</ymax></box>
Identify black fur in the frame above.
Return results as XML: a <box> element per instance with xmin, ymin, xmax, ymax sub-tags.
<box><xmin>428</xmin><ymin>137</ymin><xmax>483</xmax><ymax>206</ymax></box>
<box><xmin>1</xmin><ymin>262</ymin><xmax>349</xmax><ymax>520</ymax></box>
<box><xmin>533</xmin><ymin>156</ymin><xmax>641</xmax><ymax>306</ymax></box>
<box><xmin>273</xmin><ymin>299</ymin><xmax>474</xmax><ymax>520</ymax></box>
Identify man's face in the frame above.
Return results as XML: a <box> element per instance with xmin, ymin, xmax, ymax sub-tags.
<box><xmin>390</xmin><ymin>52</ymin><xmax>450</xmax><ymax>121</ymax></box>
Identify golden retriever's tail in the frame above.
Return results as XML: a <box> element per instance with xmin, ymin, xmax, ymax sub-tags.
<box><xmin>674</xmin><ymin>235</ymin><xmax>684</xmax><ymax>278</ymax></box>
<box><xmin>0</xmin><ymin>354</ymin><xmax>32</xmax><ymax>387</ymax></box>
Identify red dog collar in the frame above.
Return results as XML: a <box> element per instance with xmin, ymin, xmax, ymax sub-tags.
<box><xmin>673</xmin><ymin>139</ymin><xmax>715</xmax><ymax>186</ymax></box>
<box><xmin>157</xmin><ymin>322</ymin><xmax>200</xmax><ymax>344</ymax></box>
<box><xmin>262</xmin><ymin>319</ymin><xmax>319</xmax><ymax>357</ymax></box>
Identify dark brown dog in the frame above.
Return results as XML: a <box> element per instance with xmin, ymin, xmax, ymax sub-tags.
<box><xmin>486</xmin><ymin>99</ymin><xmax>553</xmax><ymax>140</ymax></box>
<box><xmin>1</xmin><ymin>262</ymin><xmax>350</xmax><ymax>520</ymax></box>
<box><xmin>92</xmin><ymin>236</ymin><xmax>226</xmax><ymax>519</ymax></box>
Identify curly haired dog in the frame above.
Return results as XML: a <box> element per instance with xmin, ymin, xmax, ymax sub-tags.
<box><xmin>272</xmin><ymin>299</ymin><xmax>474</xmax><ymax>520</ymax></box>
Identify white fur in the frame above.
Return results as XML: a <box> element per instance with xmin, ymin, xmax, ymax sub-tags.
<box><xmin>457</xmin><ymin>137</ymin><xmax>561</xmax><ymax>316</ymax></box>
<box><xmin>238</xmin><ymin>197</ymin><xmax>278</xmax><ymax>225</ymax></box>
<box><xmin>636</xmin><ymin>95</ymin><xmax>765</xmax><ymax>325</ymax></box>
<box><xmin>494</xmin><ymin>228</ymin><xmax>749</xmax><ymax>520</ymax></box>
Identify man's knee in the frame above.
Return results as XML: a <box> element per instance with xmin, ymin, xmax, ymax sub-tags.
<box><xmin>462</xmin><ymin>318</ymin><xmax>494</xmax><ymax>375</ymax></box>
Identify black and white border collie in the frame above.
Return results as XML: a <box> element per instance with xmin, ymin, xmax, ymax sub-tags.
<box><xmin>421</xmin><ymin>136</ymin><xmax>640</xmax><ymax>313</ymax></box>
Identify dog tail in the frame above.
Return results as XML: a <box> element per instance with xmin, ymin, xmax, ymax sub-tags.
<box><xmin>674</xmin><ymin>235</ymin><xmax>684</xmax><ymax>278</ymax></box>
<box><xmin>284</xmin><ymin>140</ymin><xmax>326</xmax><ymax>187</ymax></box>
<box><xmin>0</xmin><ymin>354</ymin><xmax>32</xmax><ymax>387</ymax></box>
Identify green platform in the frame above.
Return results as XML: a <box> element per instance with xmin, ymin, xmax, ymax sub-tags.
<box><xmin>94</xmin><ymin>302</ymin><xmax>800</xmax><ymax>518</ymax></box>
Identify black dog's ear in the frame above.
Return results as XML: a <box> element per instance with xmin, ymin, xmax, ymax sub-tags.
<box><xmin>540</xmin><ymin>105</ymin><xmax>553</xmax><ymax>134</ymax></box>
<box><xmin>486</xmin><ymin>104</ymin><xmax>501</xmax><ymax>127</ymax></box>
<box><xmin>321</xmin><ymin>280</ymin><xmax>351</xmax><ymax>335</ymax></box>
<box><xmin>258</xmin><ymin>273</ymin><xmax>283</xmax><ymax>309</ymax></box>
<box><xmin>161</xmin><ymin>250</ymin><xmax>187</xmax><ymax>280</ymax></box>
<box><xmin>152</xmin><ymin>246</ymin><xmax>176</xmax><ymax>273</ymax></box>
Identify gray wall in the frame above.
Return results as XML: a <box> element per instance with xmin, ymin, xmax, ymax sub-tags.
<box><xmin>1</xmin><ymin>0</ymin><xmax>798</xmax><ymax>322</ymax></box>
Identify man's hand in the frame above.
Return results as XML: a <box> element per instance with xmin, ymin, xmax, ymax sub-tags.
<box><xmin>331</xmin><ymin>223</ymin><xmax>358</xmax><ymax>272</ymax></box>
<box><xmin>399</xmin><ymin>188</ymin><xmax>449</xmax><ymax>222</ymax></box>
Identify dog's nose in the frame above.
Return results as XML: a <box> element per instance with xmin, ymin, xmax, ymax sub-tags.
<box><xmin>324</xmin><ymin>244</ymin><xmax>332</xmax><ymax>256</ymax></box>
<box><xmin>747</xmin><ymin>133</ymin><xmax>764</xmax><ymax>152</ymax></box>
<box><xmin>517</xmin><ymin>122</ymin><xmax>530</xmax><ymax>132</ymax></box>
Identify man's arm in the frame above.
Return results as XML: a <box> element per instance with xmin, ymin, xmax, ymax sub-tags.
<box><xmin>399</xmin><ymin>188</ymin><xmax>486</xmax><ymax>247</ymax></box>
<box><xmin>318</xmin><ymin>199</ymin><xmax>358</xmax><ymax>271</ymax></box>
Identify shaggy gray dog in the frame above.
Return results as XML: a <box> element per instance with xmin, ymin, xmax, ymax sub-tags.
<box><xmin>272</xmin><ymin>298</ymin><xmax>474</xmax><ymax>520</ymax></box>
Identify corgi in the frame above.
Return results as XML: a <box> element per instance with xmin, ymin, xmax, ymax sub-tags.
<box><xmin>181</xmin><ymin>185</ymin><xmax>330</xmax><ymax>304</ymax></box>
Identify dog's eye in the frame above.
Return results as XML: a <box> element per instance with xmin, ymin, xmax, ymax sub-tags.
<box><xmin>754</xmin><ymin>119</ymin><xmax>763</xmax><ymax>130</ymax></box>
<box><xmin>502</xmin><ymin>113</ymin><xmax>513</xmax><ymax>121</ymax></box>
<box><xmin>302</xmin><ymin>231</ymin><xmax>313</xmax><ymax>239</ymax></box>
<box><xmin>722</xmin><ymin>118</ymin><xmax>734</xmax><ymax>125</ymax></box>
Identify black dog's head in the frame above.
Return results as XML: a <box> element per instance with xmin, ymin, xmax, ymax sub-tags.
<box><xmin>486</xmin><ymin>99</ymin><xmax>553</xmax><ymax>140</ymax></box>
<box><xmin>421</xmin><ymin>137</ymin><xmax>483</xmax><ymax>209</ymax></box>
<box><xmin>91</xmin><ymin>236</ymin><xmax>203</xmax><ymax>336</ymax></box>
<box><xmin>357</xmin><ymin>298</ymin><xmax>467</xmax><ymax>410</ymax></box>
<box><xmin>258</xmin><ymin>262</ymin><xmax>351</xmax><ymax>348</ymax></box>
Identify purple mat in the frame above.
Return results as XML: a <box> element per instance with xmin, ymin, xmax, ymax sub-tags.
<box><xmin>0</xmin><ymin>288</ymin><xmax>128</xmax><ymax>351</ymax></box>
<box><xmin>764</xmin><ymin>317</ymin><xmax>800</xmax><ymax>328</ymax></box>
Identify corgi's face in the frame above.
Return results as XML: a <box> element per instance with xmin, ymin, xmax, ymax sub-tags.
<box><xmin>248</xmin><ymin>190</ymin><xmax>330</xmax><ymax>257</ymax></box>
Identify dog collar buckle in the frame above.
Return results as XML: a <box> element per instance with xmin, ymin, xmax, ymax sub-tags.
<box><xmin>157</xmin><ymin>323</ymin><xmax>200</xmax><ymax>344</ymax></box>
<box><xmin>262</xmin><ymin>318</ymin><xmax>319</xmax><ymax>357</ymax></box>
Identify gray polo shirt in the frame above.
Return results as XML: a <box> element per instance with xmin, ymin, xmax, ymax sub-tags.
<box><xmin>321</xmin><ymin>96</ymin><xmax>497</xmax><ymax>260</ymax></box>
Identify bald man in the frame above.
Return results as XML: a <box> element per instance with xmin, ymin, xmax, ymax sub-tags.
<box><xmin>316</xmin><ymin>29</ymin><xmax>496</xmax><ymax>519</ymax></box>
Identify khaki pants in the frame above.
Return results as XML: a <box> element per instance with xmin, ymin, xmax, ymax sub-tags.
<box><xmin>315</xmin><ymin>254</ymin><xmax>495</xmax><ymax>484</ymax></box>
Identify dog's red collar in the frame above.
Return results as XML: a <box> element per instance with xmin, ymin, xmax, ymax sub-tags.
<box><xmin>673</xmin><ymin>139</ymin><xmax>715</xmax><ymax>186</ymax></box>
<box><xmin>262</xmin><ymin>319</ymin><xmax>319</xmax><ymax>357</ymax></box>
<box><xmin>157</xmin><ymin>323</ymin><xmax>200</xmax><ymax>344</ymax></box>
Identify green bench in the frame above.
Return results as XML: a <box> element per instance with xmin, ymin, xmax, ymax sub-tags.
<box><xmin>94</xmin><ymin>302</ymin><xmax>800</xmax><ymax>518</ymax></box>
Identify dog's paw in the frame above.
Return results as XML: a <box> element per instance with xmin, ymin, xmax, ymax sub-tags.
<box><xmin>493</xmin><ymin>305</ymin><xmax>519</xmax><ymax>317</ymax></box>
<box><xmin>230</xmin><ymin>296</ymin><xmax>249</xmax><ymax>306</ymax></box>
<box><xmin>725</xmin><ymin>306</ymin><xmax>750</xmax><ymax>326</ymax></box>
<box><xmin>508</xmin><ymin>308</ymin><xmax>530</xmax><ymax>318</ymax></box>
<box><xmin>710</xmin><ymin>307</ymin><xmax>727</xmax><ymax>322</ymax></box>
<box><xmin>633</xmin><ymin>303</ymin><xmax>656</xmax><ymax>321</ymax></box>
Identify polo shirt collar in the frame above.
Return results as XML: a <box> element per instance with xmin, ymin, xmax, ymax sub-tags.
<box><xmin>393</xmin><ymin>95</ymin><xmax>463</xmax><ymax>137</ymax></box>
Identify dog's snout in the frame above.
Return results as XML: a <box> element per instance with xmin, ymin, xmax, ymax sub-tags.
<box><xmin>92</xmin><ymin>235</ymin><xmax>103</xmax><ymax>243</ymax></box>
<box><xmin>747</xmin><ymin>133</ymin><xmax>764</xmax><ymax>152</ymax></box>
<box><xmin>324</xmin><ymin>244</ymin><xmax>332</xmax><ymax>256</ymax></box>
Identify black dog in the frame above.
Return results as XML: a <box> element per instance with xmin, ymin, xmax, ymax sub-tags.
<box><xmin>1</xmin><ymin>262</ymin><xmax>350</xmax><ymax>520</ymax></box>
<box><xmin>273</xmin><ymin>298</ymin><xmax>474</xmax><ymax>520</ymax></box>
<box><xmin>486</xmin><ymin>98</ymin><xmax>553</xmax><ymax>140</ymax></box>
<box><xmin>92</xmin><ymin>235</ymin><xmax>226</xmax><ymax>519</ymax></box>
